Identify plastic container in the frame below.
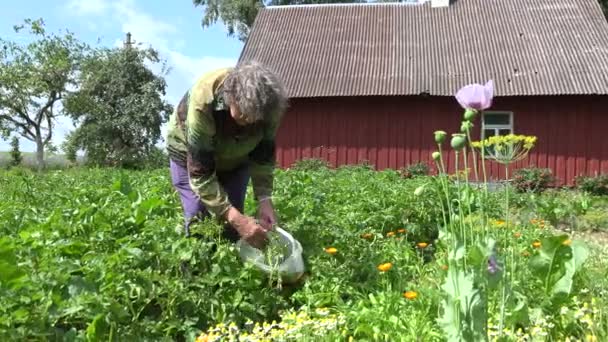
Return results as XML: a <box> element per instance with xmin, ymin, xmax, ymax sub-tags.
<box><xmin>236</xmin><ymin>227</ymin><xmax>305</xmax><ymax>283</ymax></box>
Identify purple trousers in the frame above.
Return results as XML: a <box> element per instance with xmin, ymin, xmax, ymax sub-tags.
<box><xmin>169</xmin><ymin>159</ymin><xmax>250</xmax><ymax>239</ymax></box>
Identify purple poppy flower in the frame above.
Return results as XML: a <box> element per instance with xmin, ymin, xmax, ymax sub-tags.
<box><xmin>455</xmin><ymin>80</ymin><xmax>494</xmax><ymax>111</ymax></box>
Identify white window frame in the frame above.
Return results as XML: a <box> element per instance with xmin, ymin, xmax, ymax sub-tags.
<box><xmin>481</xmin><ymin>111</ymin><xmax>514</xmax><ymax>139</ymax></box>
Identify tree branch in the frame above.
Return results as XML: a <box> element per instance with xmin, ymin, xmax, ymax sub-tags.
<box><xmin>36</xmin><ymin>90</ymin><xmax>58</xmax><ymax>125</ymax></box>
<box><xmin>0</xmin><ymin>98</ymin><xmax>37</xmax><ymax>127</ymax></box>
<box><xmin>0</xmin><ymin>113</ymin><xmax>36</xmax><ymax>139</ymax></box>
<box><xmin>43</xmin><ymin>108</ymin><xmax>53</xmax><ymax>145</ymax></box>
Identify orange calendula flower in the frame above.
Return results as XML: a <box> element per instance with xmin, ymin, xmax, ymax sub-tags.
<box><xmin>325</xmin><ymin>247</ymin><xmax>338</xmax><ymax>255</ymax></box>
<box><xmin>360</xmin><ymin>233</ymin><xmax>373</xmax><ymax>240</ymax></box>
<box><xmin>397</xmin><ymin>228</ymin><xmax>407</xmax><ymax>234</ymax></box>
<box><xmin>441</xmin><ymin>264</ymin><xmax>449</xmax><ymax>271</ymax></box>
<box><xmin>513</xmin><ymin>232</ymin><xmax>522</xmax><ymax>238</ymax></box>
<box><xmin>196</xmin><ymin>335</ymin><xmax>209</xmax><ymax>342</ymax></box>
<box><xmin>417</xmin><ymin>242</ymin><xmax>429</xmax><ymax>249</ymax></box>
<box><xmin>532</xmin><ymin>241</ymin><xmax>541</xmax><ymax>248</ymax></box>
<box><xmin>563</xmin><ymin>239</ymin><xmax>572</xmax><ymax>246</ymax></box>
<box><xmin>377</xmin><ymin>262</ymin><xmax>393</xmax><ymax>272</ymax></box>
<box><xmin>387</xmin><ymin>231</ymin><xmax>396</xmax><ymax>237</ymax></box>
<box><xmin>403</xmin><ymin>291</ymin><xmax>418</xmax><ymax>300</ymax></box>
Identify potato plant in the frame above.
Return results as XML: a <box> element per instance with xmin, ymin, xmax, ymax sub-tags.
<box><xmin>0</xmin><ymin>165</ymin><xmax>607</xmax><ymax>341</ymax></box>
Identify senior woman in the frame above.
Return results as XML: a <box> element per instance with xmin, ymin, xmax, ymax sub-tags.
<box><xmin>166</xmin><ymin>62</ymin><xmax>288</xmax><ymax>249</ymax></box>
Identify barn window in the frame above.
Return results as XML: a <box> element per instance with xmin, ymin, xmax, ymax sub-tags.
<box><xmin>481</xmin><ymin>111</ymin><xmax>513</xmax><ymax>139</ymax></box>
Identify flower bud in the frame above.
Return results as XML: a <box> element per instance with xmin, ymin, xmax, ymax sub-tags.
<box><xmin>464</xmin><ymin>109</ymin><xmax>478</xmax><ymax>121</ymax></box>
<box><xmin>434</xmin><ymin>130</ymin><xmax>447</xmax><ymax>144</ymax></box>
<box><xmin>432</xmin><ymin>151</ymin><xmax>441</xmax><ymax>161</ymax></box>
<box><xmin>460</xmin><ymin>121</ymin><xmax>473</xmax><ymax>133</ymax></box>
<box><xmin>451</xmin><ymin>133</ymin><xmax>467</xmax><ymax>150</ymax></box>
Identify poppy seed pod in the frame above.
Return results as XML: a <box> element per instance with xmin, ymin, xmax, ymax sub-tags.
<box><xmin>464</xmin><ymin>109</ymin><xmax>478</xmax><ymax>121</ymax></box>
<box><xmin>434</xmin><ymin>131</ymin><xmax>447</xmax><ymax>144</ymax></box>
<box><xmin>451</xmin><ymin>134</ymin><xmax>467</xmax><ymax>150</ymax></box>
<box><xmin>432</xmin><ymin>151</ymin><xmax>441</xmax><ymax>161</ymax></box>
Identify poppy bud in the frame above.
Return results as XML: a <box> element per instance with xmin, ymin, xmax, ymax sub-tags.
<box><xmin>432</xmin><ymin>151</ymin><xmax>441</xmax><ymax>161</ymax></box>
<box><xmin>434</xmin><ymin>131</ymin><xmax>447</xmax><ymax>144</ymax></box>
<box><xmin>460</xmin><ymin>121</ymin><xmax>473</xmax><ymax>133</ymax></box>
<box><xmin>464</xmin><ymin>109</ymin><xmax>478</xmax><ymax>121</ymax></box>
<box><xmin>451</xmin><ymin>134</ymin><xmax>467</xmax><ymax>150</ymax></box>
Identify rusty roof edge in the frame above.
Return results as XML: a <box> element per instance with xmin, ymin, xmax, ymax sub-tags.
<box><xmin>265</xmin><ymin>1</ymin><xmax>428</xmax><ymax>9</ymax></box>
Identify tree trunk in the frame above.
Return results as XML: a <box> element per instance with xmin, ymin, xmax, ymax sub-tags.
<box><xmin>35</xmin><ymin>137</ymin><xmax>45</xmax><ymax>171</ymax></box>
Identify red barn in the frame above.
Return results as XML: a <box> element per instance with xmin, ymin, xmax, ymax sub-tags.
<box><xmin>238</xmin><ymin>0</ymin><xmax>608</xmax><ymax>186</ymax></box>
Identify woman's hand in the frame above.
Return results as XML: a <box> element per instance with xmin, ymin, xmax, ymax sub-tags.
<box><xmin>225</xmin><ymin>207</ymin><xmax>268</xmax><ymax>249</ymax></box>
<box><xmin>258</xmin><ymin>198</ymin><xmax>277</xmax><ymax>231</ymax></box>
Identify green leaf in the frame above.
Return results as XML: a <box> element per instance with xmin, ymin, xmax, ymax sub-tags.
<box><xmin>552</xmin><ymin>240</ymin><xmax>589</xmax><ymax>296</ymax></box>
<box><xmin>86</xmin><ymin>314</ymin><xmax>108</xmax><ymax>342</ymax></box>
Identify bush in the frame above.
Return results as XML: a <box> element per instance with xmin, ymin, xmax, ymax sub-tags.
<box><xmin>576</xmin><ymin>174</ymin><xmax>608</xmax><ymax>196</ymax></box>
<box><xmin>291</xmin><ymin>158</ymin><xmax>330</xmax><ymax>171</ymax></box>
<box><xmin>400</xmin><ymin>162</ymin><xmax>430</xmax><ymax>179</ymax></box>
<box><xmin>512</xmin><ymin>167</ymin><xmax>555</xmax><ymax>193</ymax></box>
<box><xmin>9</xmin><ymin>137</ymin><xmax>23</xmax><ymax>167</ymax></box>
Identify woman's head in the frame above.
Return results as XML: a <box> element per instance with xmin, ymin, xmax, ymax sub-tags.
<box><xmin>222</xmin><ymin>61</ymin><xmax>288</xmax><ymax>126</ymax></box>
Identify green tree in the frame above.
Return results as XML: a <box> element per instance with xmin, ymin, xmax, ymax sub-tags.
<box><xmin>9</xmin><ymin>136</ymin><xmax>23</xmax><ymax>167</ymax></box>
<box><xmin>194</xmin><ymin>0</ymin><xmax>367</xmax><ymax>41</ymax></box>
<box><xmin>0</xmin><ymin>18</ymin><xmax>87</xmax><ymax>170</ymax></box>
<box><xmin>63</xmin><ymin>41</ymin><xmax>173</xmax><ymax>168</ymax></box>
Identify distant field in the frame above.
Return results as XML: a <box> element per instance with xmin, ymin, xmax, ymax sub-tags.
<box><xmin>0</xmin><ymin>151</ymin><xmax>83</xmax><ymax>169</ymax></box>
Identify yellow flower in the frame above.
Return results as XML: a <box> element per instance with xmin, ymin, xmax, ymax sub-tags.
<box><xmin>387</xmin><ymin>231</ymin><xmax>396</xmax><ymax>237</ymax></box>
<box><xmin>586</xmin><ymin>334</ymin><xmax>597</xmax><ymax>342</ymax></box>
<box><xmin>417</xmin><ymin>242</ymin><xmax>429</xmax><ymax>249</ymax></box>
<box><xmin>532</xmin><ymin>241</ymin><xmax>541</xmax><ymax>248</ymax></box>
<box><xmin>403</xmin><ymin>290</ymin><xmax>418</xmax><ymax>300</ymax></box>
<box><xmin>196</xmin><ymin>335</ymin><xmax>209</xmax><ymax>342</ymax></box>
<box><xmin>397</xmin><ymin>228</ymin><xmax>407</xmax><ymax>234</ymax></box>
<box><xmin>377</xmin><ymin>262</ymin><xmax>393</xmax><ymax>272</ymax></box>
<box><xmin>563</xmin><ymin>239</ymin><xmax>572</xmax><ymax>246</ymax></box>
<box><xmin>325</xmin><ymin>247</ymin><xmax>338</xmax><ymax>255</ymax></box>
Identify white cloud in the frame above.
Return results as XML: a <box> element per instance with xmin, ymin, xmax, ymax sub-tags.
<box><xmin>66</xmin><ymin>0</ymin><xmax>109</xmax><ymax>16</ymax></box>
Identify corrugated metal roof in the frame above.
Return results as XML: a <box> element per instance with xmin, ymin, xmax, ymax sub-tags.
<box><xmin>238</xmin><ymin>0</ymin><xmax>608</xmax><ymax>97</ymax></box>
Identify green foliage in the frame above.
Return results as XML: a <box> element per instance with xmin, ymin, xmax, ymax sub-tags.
<box><xmin>400</xmin><ymin>162</ymin><xmax>430</xmax><ymax>179</ymax></box>
<box><xmin>63</xmin><ymin>45</ymin><xmax>172</xmax><ymax>169</ymax></box>
<box><xmin>576</xmin><ymin>174</ymin><xmax>608</xmax><ymax>196</ymax></box>
<box><xmin>9</xmin><ymin>137</ymin><xmax>22</xmax><ymax>167</ymax></box>
<box><xmin>0</xmin><ymin>167</ymin><xmax>605</xmax><ymax>341</ymax></box>
<box><xmin>529</xmin><ymin>235</ymin><xmax>588</xmax><ymax>299</ymax></box>
<box><xmin>512</xmin><ymin>167</ymin><xmax>555</xmax><ymax>193</ymax></box>
<box><xmin>290</xmin><ymin>158</ymin><xmax>330</xmax><ymax>171</ymax></box>
<box><xmin>0</xmin><ymin>18</ymin><xmax>88</xmax><ymax>169</ymax></box>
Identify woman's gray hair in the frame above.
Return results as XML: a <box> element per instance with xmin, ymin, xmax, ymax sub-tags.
<box><xmin>222</xmin><ymin>61</ymin><xmax>288</xmax><ymax>123</ymax></box>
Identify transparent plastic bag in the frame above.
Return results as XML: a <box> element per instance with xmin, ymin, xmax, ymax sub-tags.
<box><xmin>236</xmin><ymin>227</ymin><xmax>305</xmax><ymax>283</ymax></box>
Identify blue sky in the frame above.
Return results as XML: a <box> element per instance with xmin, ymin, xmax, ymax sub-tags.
<box><xmin>0</xmin><ymin>0</ymin><xmax>244</xmax><ymax>152</ymax></box>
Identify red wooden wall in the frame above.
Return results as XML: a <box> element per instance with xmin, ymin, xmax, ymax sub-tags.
<box><xmin>275</xmin><ymin>95</ymin><xmax>608</xmax><ymax>186</ymax></box>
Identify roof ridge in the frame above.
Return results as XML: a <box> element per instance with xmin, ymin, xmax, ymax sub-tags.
<box><xmin>265</xmin><ymin>1</ymin><xmax>427</xmax><ymax>10</ymax></box>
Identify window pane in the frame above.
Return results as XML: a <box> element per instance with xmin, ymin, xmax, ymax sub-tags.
<box><xmin>484</xmin><ymin>113</ymin><xmax>510</xmax><ymax>125</ymax></box>
<box><xmin>498</xmin><ymin>129</ymin><xmax>512</xmax><ymax>136</ymax></box>
<box><xmin>483</xmin><ymin>129</ymin><xmax>495</xmax><ymax>139</ymax></box>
